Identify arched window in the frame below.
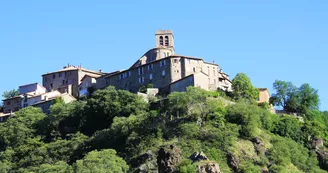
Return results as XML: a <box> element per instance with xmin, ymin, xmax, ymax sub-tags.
<box><xmin>165</xmin><ymin>36</ymin><xmax>169</xmax><ymax>46</ymax></box>
<box><xmin>159</xmin><ymin>36</ymin><xmax>164</xmax><ymax>46</ymax></box>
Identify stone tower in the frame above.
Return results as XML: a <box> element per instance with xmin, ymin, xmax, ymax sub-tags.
<box><xmin>155</xmin><ymin>30</ymin><xmax>175</xmax><ymax>53</ymax></box>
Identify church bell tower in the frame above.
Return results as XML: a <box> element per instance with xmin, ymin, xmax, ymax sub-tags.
<box><xmin>155</xmin><ymin>30</ymin><xmax>175</xmax><ymax>52</ymax></box>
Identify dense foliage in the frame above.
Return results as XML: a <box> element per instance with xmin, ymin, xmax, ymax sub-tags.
<box><xmin>0</xmin><ymin>84</ymin><xmax>327</xmax><ymax>172</ymax></box>
<box><xmin>270</xmin><ymin>80</ymin><xmax>319</xmax><ymax>113</ymax></box>
<box><xmin>2</xmin><ymin>89</ymin><xmax>19</xmax><ymax>99</ymax></box>
<box><xmin>231</xmin><ymin>73</ymin><xmax>259</xmax><ymax>102</ymax></box>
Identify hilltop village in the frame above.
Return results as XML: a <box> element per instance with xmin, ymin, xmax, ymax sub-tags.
<box><xmin>0</xmin><ymin>30</ymin><xmax>270</xmax><ymax>121</ymax></box>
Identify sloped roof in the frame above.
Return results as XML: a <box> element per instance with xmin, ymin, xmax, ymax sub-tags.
<box><xmin>80</xmin><ymin>73</ymin><xmax>102</xmax><ymax>82</ymax></box>
<box><xmin>42</xmin><ymin>66</ymin><xmax>104</xmax><ymax>76</ymax></box>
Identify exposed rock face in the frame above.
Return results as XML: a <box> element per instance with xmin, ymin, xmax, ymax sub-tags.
<box><xmin>252</xmin><ymin>137</ymin><xmax>265</xmax><ymax>155</ymax></box>
<box><xmin>130</xmin><ymin>150</ymin><xmax>157</xmax><ymax>173</ymax></box>
<box><xmin>189</xmin><ymin>152</ymin><xmax>209</xmax><ymax>163</ymax></box>
<box><xmin>227</xmin><ymin>152</ymin><xmax>239</xmax><ymax>172</ymax></box>
<box><xmin>157</xmin><ymin>145</ymin><xmax>182</xmax><ymax>173</ymax></box>
<box><xmin>317</xmin><ymin>148</ymin><xmax>328</xmax><ymax>171</ymax></box>
<box><xmin>196</xmin><ymin>162</ymin><xmax>221</xmax><ymax>173</ymax></box>
<box><xmin>312</xmin><ymin>138</ymin><xmax>324</xmax><ymax>150</ymax></box>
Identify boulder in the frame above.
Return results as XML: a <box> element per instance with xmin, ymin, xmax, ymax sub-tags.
<box><xmin>251</xmin><ymin>137</ymin><xmax>265</xmax><ymax>155</ymax></box>
<box><xmin>157</xmin><ymin>145</ymin><xmax>182</xmax><ymax>173</ymax></box>
<box><xmin>317</xmin><ymin>148</ymin><xmax>328</xmax><ymax>171</ymax></box>
<box><xmin>312</xmin><ymin>138</ymin><xmax>324</xmax><ymax>150</ymax></box>
<box><xmin>130</xmin><ymin>150</ymin><xmax>157</xmax><ymax>173</ymax></box>
<box><xmin>189</xmin><ymin>152</ymin><xmax>209</xmax><ymax>163</ymax></box>
<box><xmin>196</xmin><ymin>162</ymin><xmax>221</xmax><ymax>173</ymax></box>
<box><xmin>227</xmin><ymin>152</ymin><xmax>239</xmax><ymax>172</ymax></box>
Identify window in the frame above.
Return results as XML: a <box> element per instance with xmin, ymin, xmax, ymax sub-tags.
<box><xmin>53</xmin><ymin>74</ymin><xmax>56</xmax><ymax>79</ymax></box>
<box><xmin>64</xmin><ymin>72</ymin><xmax>67</xmax><ymax>77</ymax></box>
<box><xmin>142</xmin><ymin>67</ymin><xmax>144</xmax><ymax>74</ymax></box>
<box><xmin>159</xmin><ymin>36</ymin><xmax>164</xmax><ymax>46</ymax></box>
<box><xmin>138</xmin><ymin>77</ymin><xmax>141</xmax><ymax>83</ymax></box>
<box><xmin>149</xmin><ymin>74</ymin><xmax>153</xmax><ymax>80</ymax></box>
<box><xmin>208</xmin><ymin>78</ymin><xmax>210</xmax><ymax>84</ymax></box>
<box><xmin>174</xmin><ymin>59</ymin><xmax>178</xmax><ymax>63</ymax></box>
<box><xmin>138</xmin><ymin>68</ymin><xmax>141</xmax><ymax>75</ymax></box>
<box><xmin>7</xmin><ymin>101</ymin><xmax>11</xmax><ymax>105</ymax></box>
<box><xmin>50</xmin><ymin>83</ymin><xmax>53</xmax><ymax>88</ymax></box>
<box><xmin>193</xmin><ymin>68</ymin><xmax>196</xmax><ymax>72</ymax></box>
<box><xmin>219</xmin><ymin>78</ymin><xmax>224</xmax><ymax>82</ymax></box>
<box><xmin>148</xmin><ymin>64</ymin><xmax>153</xmax><ymax>70</ymax></box>
<box><xmin>142</xmin><ymin>77</ymin><xmax>145</xmax><ymax>83</ymax></box>
<box><xmin>59</xmin><ymin>72</ymin><xmax>62</xmax><ymax>77</ymax></box>
<box><xmin>128</xmin><ymin>71</ymin><xmax>131</xmax><ymax>77</ymax></box>
<box><xmin>214</xmin><ymin>79</ymin><xmax>216</xmax><ymax>84</ymax></box>
<box><xmin>44</xmin><ymin>77</ymin><xmax>47</xmax><ymax>82</ymax></box>
<box><xmin>213</xmin><ymin>70</ymin><xmax>216</xmax><ymax>76</ymax></box>
<box><xmin>62</xmin><ymin>80</ymin><xmax>65</xmax><ymax>85</ymax></box>
<box><xmin>160</xmin><ymin>60</ymin><xmax>166</xmax><ymax>67</ymax></box>
<box><xmin>165</xmin><ymin>36</ymin><xmax>169</xmax><ymax>46</ymax></box>
<box><xmin>162</xmin><ymin>70</ymin><xmax>166</xmax><ymax>76</ymax></box>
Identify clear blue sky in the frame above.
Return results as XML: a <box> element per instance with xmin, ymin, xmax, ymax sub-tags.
<box><xmin>0</xmin><ymin>1</ymin><xmax>327</xmax><ymax>111</ymax></box>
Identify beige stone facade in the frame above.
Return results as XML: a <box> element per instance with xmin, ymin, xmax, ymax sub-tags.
<box><xmin>78</xmin><ymin>74</ymin><xmax>98</xmax><ymax>97</ymax></box>
<box><xmin>42</xmin><ymin>65</ymin><xmax>103</xmax><ymax>97</ymax></box>
<box><xmin>258</xmin><ymin>88</ymin><xmax>270</xmax><ymax>103</ymax></box>
<box><xmin>97</xmin><ymin>30</ymin><xmax>232</xmax><ymax>94</ymax></box>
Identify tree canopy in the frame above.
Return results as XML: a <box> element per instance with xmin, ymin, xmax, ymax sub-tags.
<box><xmin>2</xmin><ymin>89</ymin><xmax>19</xmax><ymax>99</ymax></box>
<box><xmin>74</xmin><ymin>149</ymin><xmax>129</xmax><ymax>173</ymax></box>
<box><xmin>270</xmin><ymin>80</ymin><xmax>319</xmax><ymax>114</ymax></box>
<box><xmin>0</xmin><ymin>85</ymin><xmax>326</xmax><ymax>172</ymax></box>
<box><xmin>231</xmin><ymin>73</ymin><xmax>259</xmax><ymax>102</ymax></box>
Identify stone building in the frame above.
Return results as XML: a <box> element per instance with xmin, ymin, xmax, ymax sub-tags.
<box><xmin>97</xmin><ymin>30</ymin><xmax>232</xmax><ymax>94</ymax></box>
<box><xmin>42</xmin><ymin>65</ymin><xmax>104</xmax><ymax>97</ymax></box>
<box><xmin>2</xmin><ymin>83</ymin><xmax>46</xmax><ymax>113</ymax></box>
<box><xmin>258</xmin><ymin>88</ymin><xmax>270</xmax><ymax>103</ymax></box>
<box><xmin>2</xmin><ymin>82</ymin><xmax>76</xmax><ymax>116</ymax></box>
<box><xmin>2</xmin><ymin>96</ymin><xmax>21</xmax><ymax>113</ymax></box>
<box><xmin>78</xmin><ymin>74</ymin><xmax>99</xmax><ymax>97</ymax></box>
<box><xmin>32</xmin><ymin>93</ymin><xmax>76</xmax><ymax>114</ymax></box>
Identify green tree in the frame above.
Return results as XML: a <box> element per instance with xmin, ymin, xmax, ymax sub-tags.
<box><xmin>270</xmin><ymin>80</ymin><xmax>299</xmax><ymax>111</ymax></box>
<box><xmin>298</xmin><ymin>83</ymin><xmax>320</xmax><ymax>113</ymax></box>
<box><xmin>2</xmin><ymin>89</ymin><xmax>19</xmax><ymax>99</ymax></box>
<box><xmin>167</xmin><ymin>87</ymin><xmax>207</xmax><ymax>120</ymax></box>
<box><xmin>231</xmin><ymin>73</ymin><xmax>259</xmax><ymax>102</ymax></box>
<box><xmin>38</xmin><ymin>100</ymin><xmax>86</xmax><ymax>140</ymax></box>
<box><xmin>138</xmin><ymin>84</ymin><xmax>154</xmax><ymax>93</ymax></box>
<box><xmin>270</xmin><ymin>80</ymin><xmax>320</xmax><ymax>114</ymax></box>
<box><xmin>38</xmin><ymin>161</ymin><xmax>73</xmax><ymax>173</ymax></box>
<box><xmin>273</xmin><ymin>116</ymin><xmax>302</xmax><ymax>142</ymax></box>
<box><xmin>81</xmin><ymin>86</ymin><xmax>148</xmax><ymax>135</ymax></box>
<box><xmin>0</xmin><ymin>107</ymin><xmax>45</xmax><ymax>151</ymax></box>
<box><xmin>226</xmin><ymin>103</ymin><xmax>261</xmax><ymax>138</ymax></box>
<box><xmin>74</xmin><ymin>149</ymin><xmax>129</xmax><ymax>173</ymax></box>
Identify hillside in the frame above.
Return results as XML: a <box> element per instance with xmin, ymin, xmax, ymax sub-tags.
<box><xmin>0</xmin><ymin>85</ymin><xmax>327</xmax><ymax>173</ymax></box>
